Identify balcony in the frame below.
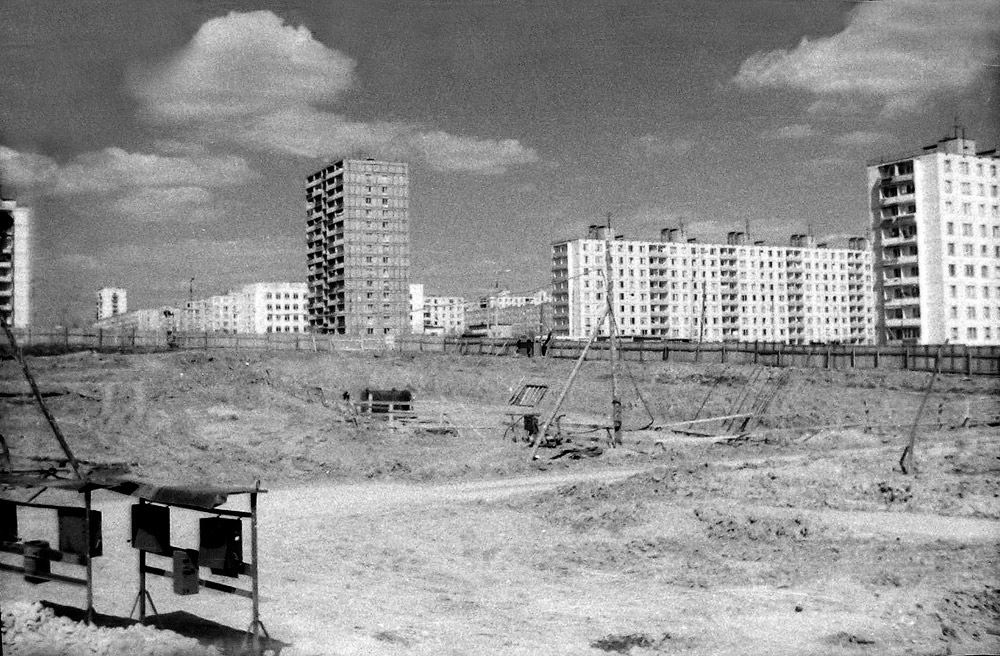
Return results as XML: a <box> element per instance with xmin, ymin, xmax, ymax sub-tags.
<box><xmin>885</xmin><ymin>316</ymin><xmax>922</xmax><ymax>328</ymax></box>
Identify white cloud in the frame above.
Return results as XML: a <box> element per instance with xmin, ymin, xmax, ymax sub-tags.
<box><xmin>765</xmin><ymin>124</ymin><xmax>816</xmax><ymax>140</ymax></box>
<box><xmin>831</xmin><ymin>130</ymin><xmax>897</xmax><ymax>149</ymax></box>
<box><xmin>625</xmin><ymin>134</ymin><xmax>697</xmax><ymax>158</ymax></box>
<box><xmin>133</xmin><ymin>10</ymin><xmax>355</xmax><ymax>123</ymax></box>
<box><xmin>111</xmin><ymin>187</ymin><xmax>215</xmax><ymax>223</ymax></box>
<box><xmin>409</xmin><ymin>132</ymin><xmax>539</xmax><ymax>174</ymax></box>
<box><xmin>732</xmin><ymin>0</ymin><xmax>1000</xmax><ymax>115</ymax></box>
<box><xmin>1</xmin><ymin>146</ymin><xmax>255</xmax><ymax>195</ymax></box>
<box><xmin>130</xmin><ymin>10</ymin><xmax>538</xmax><ymax>174</ymax></box>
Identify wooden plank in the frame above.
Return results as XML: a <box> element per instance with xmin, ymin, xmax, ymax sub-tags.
<box><xmin>143</xmin><ymin>565</ymin><xmax>253</xmax><ymax>599</ymax></box>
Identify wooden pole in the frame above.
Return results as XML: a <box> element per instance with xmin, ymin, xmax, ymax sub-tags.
<box><xmin>84</xmin><ymin>489</ymin><xmax>94</xmax><ymax>623</ymax></box>
<box><xmin>604</xmin><ymin>214</ymin><xmax>622</xmax><ymax>446</ymax></box>
<box><xmin>530</xmin><ymin>307</ymin><xmax>609</xmax><ymax>460</ymax></box>
<box><xmin>899</xmin><ymin>342</ymin><xmax>945</xmax><ymax>475</ymax></box>
<box><xmin>250</xmin><ymin>487</ymin><xmax>262</xmax><ymax>654</ymax></box>
<box><xmin>1</xmin><ymin>324</ymin><xmax>85</xmax><ymax>480</ymax></box>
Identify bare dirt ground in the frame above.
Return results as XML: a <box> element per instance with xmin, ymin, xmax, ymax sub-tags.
<box><xmin>1</xmin><ymin>349</ymin><xmax>998</xmax><ymax>655</ymax></box>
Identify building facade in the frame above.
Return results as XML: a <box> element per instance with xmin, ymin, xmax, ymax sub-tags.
<box><xmin>423</xmin><ymin>295</ymin><xmax>466</xmax><ymax>335</ymax></box>
<box><xmin>867</xmin><ymin>134</ymin><xmax>1000</xmax><ymax>345</ymax></box>
<box><xmin>408</xmin><ymin>283</ymin><xmax>425</xmax><ymax>334</ymax></box>
<box><xmin>0</xmin><ymin>195</ymin><xmax>31</xmax><ymax>328</ymax></box>
<box><xmin>103</xmin><ymin>282</ymin><xmax>308</xmax><ymax>334</ymax></box>
<box><xmin>96</xmin><ymin>287</ymin><xmax>127</xmax><ymax>321</ymax></box>
<box><xmin>306</xmin><ymin>159</ymin><xmax>410</xmax><ymax>338</ymax></box>
<box><xmin>552</xmin><ymin>226</ymin><xmax>875</xmax><ymax>344</ymax></box>
<box><xmin>235</xmin><ymin>282</ymin><xmax>309</xmax><ymax>334</ymax></box>
<box><xmin>465</xmin><ymin>289</ymin><xmax>552</xmax><ymax>338</ymax></box>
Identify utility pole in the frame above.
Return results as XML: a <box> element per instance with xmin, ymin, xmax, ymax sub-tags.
<box><xmin>604</xmin><ymin>212</ymin><xmax>622</xmax><ymax>446</ymax></box>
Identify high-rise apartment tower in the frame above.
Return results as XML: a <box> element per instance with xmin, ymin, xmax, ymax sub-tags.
<box><xmin>867</xmin><ymin>134</ymin><xmax>1000</xmax><ymax>345</ymax></box>
<box><xmin>306</xmin><ymin>159</ymin><xmax>410</xmax><ymax>337</ymax></box>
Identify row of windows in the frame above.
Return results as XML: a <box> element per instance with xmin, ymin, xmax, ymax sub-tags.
<box><xmin>951</xmin><ymin>327</ymin><xmax>993</xmax><ymax>341</ymax></box>
<box><xmin>948</xmin><ymin>284</ymin><xmax>998</xmax><ymax>300</ymax></box>
<box><xmin>945</xmin><ymin>243</ymin><xmax>1000</xmax><ymax>257</ymax></box>
<box><xmin>943</xmin><ymin>159</ymin><xmax>998</xmax><ymax>177</ymax></box>
<box><xmin>942</xmin><ymin>180</ymin><xmax>999</xmax><ymax>197</ymax></box>
<box><xmin>948</xmin><ymin>306</ymin><xmax>996</xmax><ymax>320</ymax></box>
<box><xmin>265</xmin><ymin>292</ymin><xmax>301</xmax><ymax>300</ymax></box>
<box><xmin>946</xmin><ymin>264</ymin><xmax>999</xmax><ymax>278</ymax></box>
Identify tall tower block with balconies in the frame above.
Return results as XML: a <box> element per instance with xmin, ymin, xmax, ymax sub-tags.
<box><xmin>868</xmin><ymin>134</ymin><xmax>1000</xmax><ymax>345</ymax></box>
<box><xmin>306</xmin><ymin>159</ymin><xmax>410</xmax><ymax>337</ymax></box>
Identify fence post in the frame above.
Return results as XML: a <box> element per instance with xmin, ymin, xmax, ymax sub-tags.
<box><xmin>753</xmin><ymin>340</ymin><xmax>759</xmax><ymax>364</ymax></box>
<box><xmin>98</xmin><ymin>329</ymin><xmax>103</xmax><ymax>350</ymax></box>
<box><xmin>663</xmin><ymin>345</ymin><xmax>670</xmax><ymax>362</ymax></box>
<box><xmin>965</xmin><ymin>348</ymin><xmax>972</xmax><ymax>376</ymax></box>
<box><xmin>874</xmin><ymin>346</ymin><xmax>880</xmax><ymax>369</ymax></box>
<box><xmin>850</xmin><ymin>347</ymin><xmax>856</xmax><ymax>368</ymax></box>
<box><xmin>902</xmin><ymin>347</ymin><xmax>909</xmax><ymax>371</ymax></box>
<box><xmin>204</xmin><ymin>331</ymin><xmax>209</xmax><ymax>350</ymax></box>
<box><xmin>721</xmin><ymin>342</ymin><xmax>727</xmax><ymax>364</ymax></box>
<box><xmin>295</xmin><ymin>333</ymin><xmax>300</xmax><ymax>351</ymax></box>
<box><xmin>825</xmin><ymin>345</ymin><xmax>832</xmax><ymax>370</ymax></box>
<box><xmin>64</xmin><ymin>325</ymin><xmax>70</xmax><ymax>349</ymax></box>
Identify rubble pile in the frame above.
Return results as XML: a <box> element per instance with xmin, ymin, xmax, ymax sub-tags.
<box><xmin>2</xmin><ymin>601</ymin><xmax>220</xmax><ymax>656</ymax></box>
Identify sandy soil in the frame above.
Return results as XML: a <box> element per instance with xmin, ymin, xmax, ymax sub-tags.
<box><xmin>1</xmin><ymin>349</ymin><xmax>998</xmax><ymax>655</ymax></box>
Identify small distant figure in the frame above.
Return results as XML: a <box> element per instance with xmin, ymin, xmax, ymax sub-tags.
<box><xmin>342</xmin><ymin>391</ymin><xmax>351</xmax><ymax>402</ymax></box>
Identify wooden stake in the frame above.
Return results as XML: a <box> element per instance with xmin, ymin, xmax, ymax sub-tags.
<box><xmin>899</xmin><ymin>342</ymin><xmax>945</xmax><ymax>475</ymax></box>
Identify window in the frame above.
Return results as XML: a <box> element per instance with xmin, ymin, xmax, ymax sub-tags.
<box><xmin>960</xmin><ymin>161</ymin><xmax>970</xmax><ymax>175</ymax></box>
<box><xmin>947</xmin><ymin>243</ymin><xmax>955</xmax><ymax>255</ymax></box>
<box><xmin>966</xmin><ymin>265</ymin><xmax>976</xmax><ymax>277</ymax></box>
<box><xmin>962</xmin><ymin>223</ymin><xmax>973</xmax><ymax>236</ymax></box>
<box><xmin>947</xmin><ymin>222</ymin><xmax>954</xmax><ymax>235</ymax></box>
<box><xmin>944</xmin><ymin>159</ymin><xmax>952</xmax><ymax>173</ymax></box>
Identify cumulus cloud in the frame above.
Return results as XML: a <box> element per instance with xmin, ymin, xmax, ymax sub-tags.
<box><xmin>133</xmin><ymin>10</ymin><xmax>355</xmax><ymax>123</ymax></box>
<box><xmin>1</xmin><ymin>146</ymin><xmax>255</xmax><ymax>195</ymax></box>
<box><xmin>130</xmin><ymin>10</ymin><xmax>538</xmax><ymax>174</ymax></box>
<box><xmin>732</xmin><ymin>0</ymin><xmax>1000</xmax><ymax>115</ymax></box>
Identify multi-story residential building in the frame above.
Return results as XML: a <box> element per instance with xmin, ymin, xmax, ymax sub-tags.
<box><xmin>236</xmin><ymin>282</ymin><xmax>309</xmax><ymax>334</ymax></box>
<box><xmin>867</xmin><ymin>133</ymin><xmax>1000</xmax><ymax>345</ymax></box>
<box><xmin>423</xmin><ymin>295</ymin><xmax>466</xmax><ymax>335</ymax></box>
<box><xmin>96</xmin><ymin>287</ymin><xmax>127</xmax><ymax>321</ymax></box>
<box><xmin>306</xmin><ymin>159</ymin><xmax>410</xmax><ymax>338</ymax></box>
<box><xmin>552</xmin><ymin>226</ymin><xmax>875</xmax><ymax>344</ymax></box>
<box><xmin>0</xmin><ymin>193</ymin><xmax>31</xmax><ymax>328</ymax></box>
<box><xmin>465</xmin><ymin>289</ymin><xmax>552</xmax><ymax>337</ymax></box>
<box><xmin>114</xmin><ymin>282</ymin><xmax>308</xmax><ymax>334</ymax></box>
<box><xmin>95</xmin><ymin>306</ymin><xmax>177</xmax><ymax>333</ymax></box>
<box><xmin>408</xmin><ymin>283</ymin><xmax>425</xmax><ymax>334</ymax></box>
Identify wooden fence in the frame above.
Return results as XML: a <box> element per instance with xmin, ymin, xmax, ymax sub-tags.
<box><xmin>4</xmin><ymin>328</ymin><xmax>389</xmax><ymax>354</ymax></box>
<box><xmin>4</xmin><ymin>328</ymin><xmax>999</xmax><ymax>376</ymax></box>
<box><xmin>396</xmin><ymin>335</ymin><xmax>1000</xmax><ymax>376</ymax></box>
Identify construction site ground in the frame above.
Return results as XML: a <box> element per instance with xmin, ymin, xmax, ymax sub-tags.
<box><xmin>1</xmin><ymin>349</ymin><xmax>998</xmax><ymax>656</ymax></box>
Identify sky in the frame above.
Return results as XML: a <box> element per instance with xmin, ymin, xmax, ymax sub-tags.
<box><xmin>1</xmin><ymin>0</ymin><xmax>998</xmax><ymax>326</ymax></box>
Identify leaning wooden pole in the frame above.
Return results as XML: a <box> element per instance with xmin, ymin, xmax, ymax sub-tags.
<box><xmin>529</xmin><ymin>307</ymin><xmax>609</xmax><ymax>460</ymax></box>
<box><xmin>1</xmin><ymin>324</ymin><xmax>85</xmax><ymax>480</ymax></box>
<box><xmin>899</xmin><ymin>343</ymin><xmax>946</xmax><ymax>475</ymax></box>
<box><xmin>604</xmin><ymin>214</ymin><xmax>622</xmax><ymax>446</ymax></box>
